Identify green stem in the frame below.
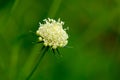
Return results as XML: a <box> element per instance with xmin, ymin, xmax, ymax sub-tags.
<box><xmin>10</xmin><ymin>0</ymin><xmax>20</xmax><ymax>14</ymax></box>
<box><xmin>26</xmin><ymin>46</ymin><xmax>49</xmax><ymax>80</ymax></box>
<box><xmin>9</xmin><ymin>44</ymin><xmax>19</xmax><ymax>80</ymax></box>
<box><xmin>48</xmin><ymin>0</ymin><xmax>62</xmax><ymax>18</ymax></box>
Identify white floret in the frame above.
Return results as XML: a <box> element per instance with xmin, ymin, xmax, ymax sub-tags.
<box><xmin>36</xmin><ymin>18</ymin><xmax>68</xmax><ymax>49</ymax></box>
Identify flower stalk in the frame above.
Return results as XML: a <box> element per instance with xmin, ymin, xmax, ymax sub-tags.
<box><xmin>26</xmin><ymin>46</ymin><xmax>49</xmax><ymax>80</ymax></box>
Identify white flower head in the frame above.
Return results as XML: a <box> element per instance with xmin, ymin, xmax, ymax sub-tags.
<box><xmin>36</xmin><ymin>18</ymin><xmax>68</xmax><ymax>49</ymax></box>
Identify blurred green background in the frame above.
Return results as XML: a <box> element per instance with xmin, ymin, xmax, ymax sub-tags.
<box><xmin>0</xmin><ymin>0</ymin><xmax>120</xmax><ymax>80</ymax></box>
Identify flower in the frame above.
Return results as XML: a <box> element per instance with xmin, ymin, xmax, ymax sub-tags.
<box><xmin>36</xmin><ymin>18</ymin><xmax>68</xmax><ymax>49</ymax></box>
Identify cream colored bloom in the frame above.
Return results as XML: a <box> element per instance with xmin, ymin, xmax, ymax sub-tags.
<box><xmin>36</xmin><ymin>18</ymin><xmax>68</xmax><ymax>49</ymax></box>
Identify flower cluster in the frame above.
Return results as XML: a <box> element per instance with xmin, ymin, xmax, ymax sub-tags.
<box><xmin>36</xmin><ymin>18</ymin><xmax>68</xmax><ymax>49</ymax></box>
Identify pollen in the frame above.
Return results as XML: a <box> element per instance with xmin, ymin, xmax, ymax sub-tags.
<box><xmin>36</xmin><ymin>18</ymin><xmax>68</xmax><ymax>49</ymax></box>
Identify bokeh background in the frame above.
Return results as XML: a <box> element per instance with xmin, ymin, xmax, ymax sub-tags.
<box><xmin>0</xmin><ymin>0</ymin><xmax>120</xmax><ymax>80</ymax></box>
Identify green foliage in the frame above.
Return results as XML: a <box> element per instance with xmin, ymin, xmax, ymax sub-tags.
<box><xmin>0</xmin><ymin>0</ymin><xmax>120</xmax><ymax>80</ymax></box>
